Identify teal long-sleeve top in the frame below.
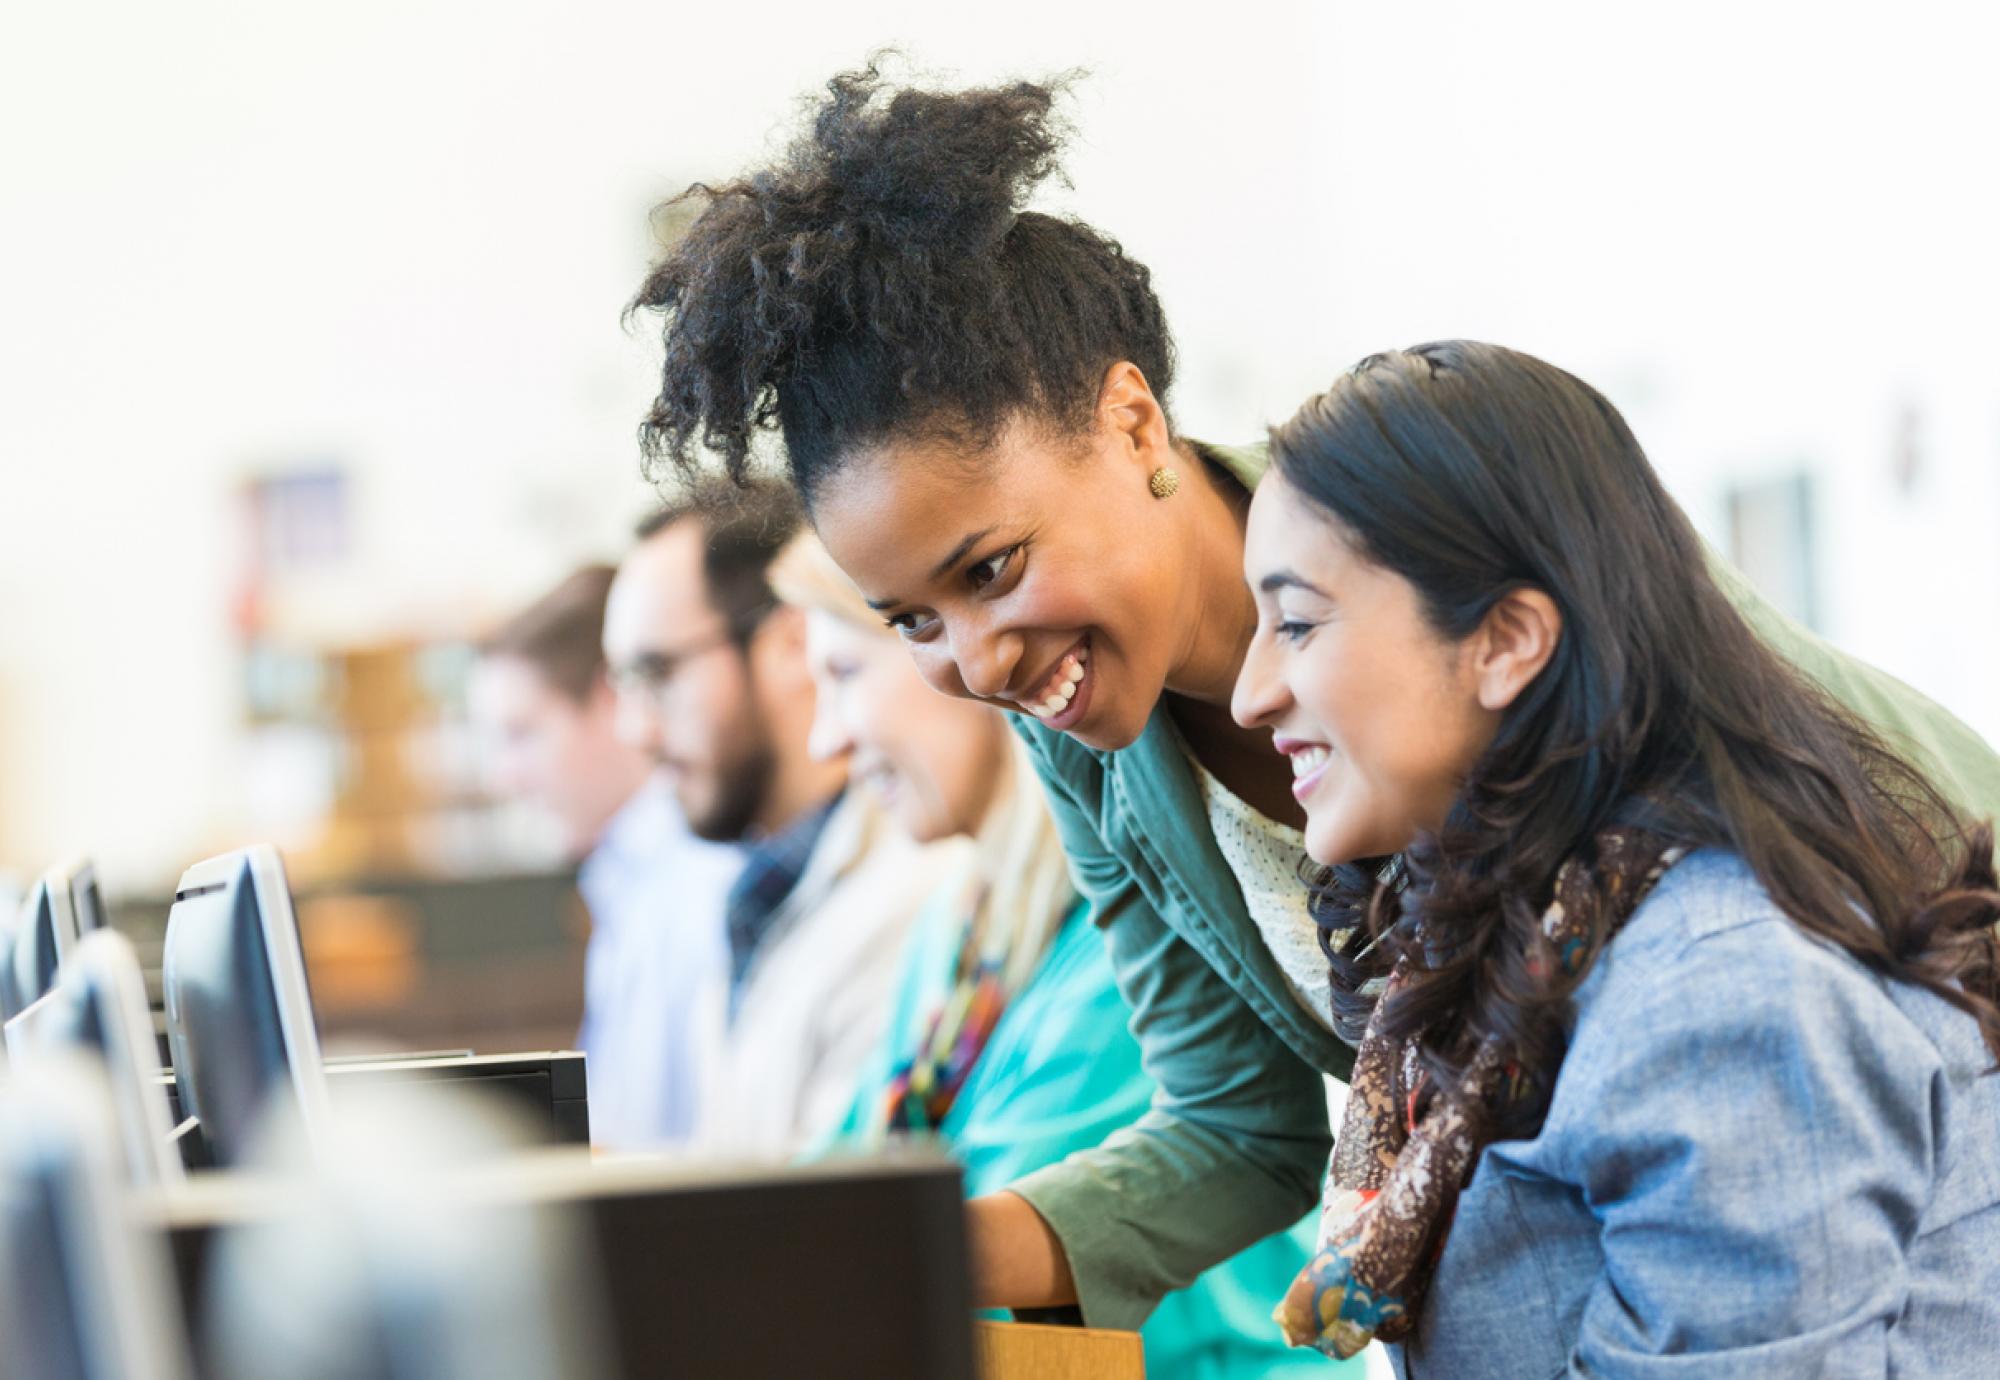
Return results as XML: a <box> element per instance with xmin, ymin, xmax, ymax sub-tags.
<box><xmin>1003</xmin><ymin>439</ymin><xmax>2000</xmax><ymax>1336</ymax></box>
<box><xmin>821</xmin><ymin>892</ymin><xmax>1352</xmax><ymax>1377</ymax></box>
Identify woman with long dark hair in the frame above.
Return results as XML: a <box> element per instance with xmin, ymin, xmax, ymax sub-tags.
<box><xmin>628</xmin><ymin>64</ymin><xmax>2000</xmax><ymax>1344</ymax></box>
<box><xmin>1236</xmin><ymin>340</ymin><xmax>2000</xmax><ymax>1374</ymax></box>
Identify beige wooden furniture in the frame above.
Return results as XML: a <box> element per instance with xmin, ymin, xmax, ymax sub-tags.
<box><xmin>974</xmin><ymin>1319</ymin><xmax>1146</xmax><ymax>1379</ymax></box>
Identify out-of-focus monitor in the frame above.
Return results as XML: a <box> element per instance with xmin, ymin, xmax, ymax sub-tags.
<box><xmin>164</xmin><ymin>1152</ymin><xmax>976</xmax><ymax>1380</ymax></box>
<box><xmin>200</xmin><ymin>1082</ymin><xmax>614</xmax><ymax>1380</ymax></box>
<box><xmin>1</xmin><ymin>858</ymin><xmax>107</xmax><ymax>1021</ymax></box>
<box><xmin>162</xmin><ymin>845</ymin><xmax>331</xmax><ymax>1170</ymax></box>
<box><xmin>0</xmin><ymin>900</ymin><xmax>19</xmax><ymax>1043</ymax></box>
<box><xmin>51</xmin><ymin>857</ymin><xmax>110</xmax><ymax>937</ymax></box>
<box><xmin>7</xmin><ymin>930</ymin><xmax>184</xmax><ymax>1188</ymax></box>
<box><xmin>0</xmin><ymin>1053</ymin><xmax>194</xmax><ymax>1380</ymax></box>
<box><xmin>1</xmin><ymin>879</ymin><xmax>73</xmax><ymax>1023</ymax></box>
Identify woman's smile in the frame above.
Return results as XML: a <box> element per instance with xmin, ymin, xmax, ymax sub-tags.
<box><xmin>1273</xmin><ymin>736</ymin><xmax>1333</xmax><ymax>803</ymax></box>
<box><xmin>1019</xmin><ymin>637</ymin><xmax>1094</xmax><ymax>731</ymax></box>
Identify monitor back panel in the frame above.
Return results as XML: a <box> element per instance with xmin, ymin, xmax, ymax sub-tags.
<box><xmin>586</xmin><ymin>1164</ymin><xmax>975</xmax><ymax>1379</ymax></box>
<box><xmin>162</xmin><ymin>874</ymin><xmax>291</xmax><ymax>1169</ymax></box>
<box><xmin>165</xmin><ymin>1159</ymin><xmax>976</xmax><ymax>1380</ymax></box>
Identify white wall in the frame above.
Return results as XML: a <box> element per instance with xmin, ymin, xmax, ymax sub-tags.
<box><xmin>2</xmin><ymin>0</ymin><xmax>1994</xmax><ymax>891</ymax></box>
<box><xmin>1312</xmin><ymin>0</ymin><xmax>2000</xmax><ymax>723</ymax></box>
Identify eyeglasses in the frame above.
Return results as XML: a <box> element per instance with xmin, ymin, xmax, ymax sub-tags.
<box><xmin>607</xmin><ymin>629</ymin><xmax>736</xmax><ymax>705</ymax></box>
<box><xmin>607</xmin><ymin>602</ymin><xmax>775</xmax><ymax>706</ymax></box>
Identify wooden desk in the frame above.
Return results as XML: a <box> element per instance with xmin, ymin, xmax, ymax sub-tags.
<box><xmin>974</xmin><ymin>1319</ymin><xmax>1145</xmax><ymax>1379</ymax></box>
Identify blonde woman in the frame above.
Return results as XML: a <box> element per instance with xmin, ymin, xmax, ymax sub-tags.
<box><xmin>771</xmin><ymin>534</ymin><xmax>1341</xmax><ymax>1378</ymax></box>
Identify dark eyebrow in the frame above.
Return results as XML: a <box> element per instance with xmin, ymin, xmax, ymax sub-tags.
<box><xmin>1259</xmin><ymin>570</ymin><xmax>1332</xmax><ymax>597</ymax></box>
<box><xmin>864</xmin><ymin>527</ymin><xmax>999</xmax><ymax>611</ymax></box>
<box><xmin>928</xmin><ymin>527</ymin><xmax>997</xmax><ymax>581</ymax></box>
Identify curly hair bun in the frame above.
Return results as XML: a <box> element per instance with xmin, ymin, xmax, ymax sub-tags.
<box><xmin>630</xmin><ymin>57</ymin><xmax>1174</xmax><ymax>499</ymax></box>
<box><xmin>811</xmin><ymin>63</ymin><xmax>1070</xmax><ymax>259</ymax></box>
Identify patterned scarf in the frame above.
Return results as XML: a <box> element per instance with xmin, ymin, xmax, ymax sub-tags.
<box><xmin>868</xmin><ymin>741</ymin><xmax>1078</xmax><ymax>1139</ymax></box>
<box><xmin>876</xmin><ymin>883</ymin><xmax>1008</xmax><ymax>1134</ymax></box>
<box><xmin>1276</xmin><ymin>829</ymin><xmax>1686</xmax><ymax>1359</ymax></box>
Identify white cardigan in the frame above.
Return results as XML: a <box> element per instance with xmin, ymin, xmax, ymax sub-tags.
<box><xmin>693</xmin><ymin>792</ymin><xmax>967</xmax><ymax>1157</ymax></box>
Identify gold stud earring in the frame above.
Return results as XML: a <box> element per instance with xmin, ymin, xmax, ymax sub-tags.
<box><xmin>1148</xmin><ymin>466</ymin><xmax>1181</xmax><ymax>499</ymax></box>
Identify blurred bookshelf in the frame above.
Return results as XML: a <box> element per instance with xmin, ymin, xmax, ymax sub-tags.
<box><xmin>203</xmin><ymin>466</ymin><xmax>587</xmax><ymax>1053</ymax></box>
<box><xmin>241</xmin><ymin>636</ymin><xmax>562</xmax><ymax>884</ymax></box>
<box><xmin>222</xmin><ymin>634</ymin><xmax>588</xmax><ymax>1053</ymax></box>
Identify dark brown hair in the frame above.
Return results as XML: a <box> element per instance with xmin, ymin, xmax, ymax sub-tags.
<box><xmin>1277</xmin><ymin>341</ymin><xmax>2000</xmax><ymax>1135</ymax></box>
<box><xmin>479</xmin><ymin>565</ymin><xmax>617</xmax><ymax>703</ymax></box>
<box><xmin>634</xmin><ymin>477</ymin><xmax>804</xmax><ymax>638</ymax></box>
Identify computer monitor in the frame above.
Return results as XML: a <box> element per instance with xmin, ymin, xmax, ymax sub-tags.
<box><xmin>6</xmin><ymin>930</ymin><xmax>184</xmax><ymax>1188</ymax></box>
<box><xmin>163</xmin><ymin>1152</ymin><xmax>976</xmax><ymax>1380</ymax></box>
<box><xmin>55</xmin><ymin>856</ymin><xmax>110</xmax><ymax>937</ymax></box>
<box><xmin>162</xmin><ymin>845</ymin><xmax>331</xmax><ymax>1170</ymax></box>
<box><xmin>1</xmin><ymin>879</ymin><xmax>72</xmax><ymax>1022</ymax></box>
<box><xmin>196</xmin><ymin>1081</ymin><xmax>614</xmax><ymax>1380</ymax></box>
<box><xmin>0</xmin><ymin>899</ymin><xmax>19</xmax><ymax>1043</ymax></box>
<box><xmin>0</xmin><ymin>1053</ymin><xmax>194</xmax><ymax>1380</ymax></box>
<box><xmin>0</xmin><ymin>858</ymin><xmax>104</xmax><ymax>1025</ymax></box>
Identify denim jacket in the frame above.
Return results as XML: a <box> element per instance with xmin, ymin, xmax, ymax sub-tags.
<box><xmin>1400</xmin><ymin>850</ymin><xmax>2000</xmax><ymax>1379</ymax></box>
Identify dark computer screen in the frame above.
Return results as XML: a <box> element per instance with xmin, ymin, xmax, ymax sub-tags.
<box><xmin>70</xmin><ymin>865</ymin><xmax>107</xmax><ymax>936</ymax></box>
<box><xmin>0</xmin><ymin>1151</ymin><xmax>95</xmax><ymax>1380</ymax></box>
<box><xmin>8</xmin><ymin>932</ymin><xmax>181</xmax><ymax>1189</ymax></box>
<box><xmin>0</xmin><ymin>905</ymin><xmax>17</xmax><ymax>1028</ymax></box>
<box><xmin>3</xmin><ymin>885</ymin><xmax>63</xmax><ymax>1024</ymax></box>
<box><xmin>0</xmin><ymin>1060</ymin><xmax>193</xmax><ymax>1380</ymax></box>
<box><xmin>165</xmin><ymin>1157</ymin><xmax>977</xmax><ymax>1380</ymax></box>
<box><xmin>162</xmin><ymin>859</ymin><xmax>301</xmax><ymax>1170</ymax></box>
<box><xmin>583</xmin><ymin>1160</ymin><xmax>976</xmax><ymax>1379</ymax></box>
<box><xmin>32</xmin><ymin>981</ymin><xmax>108</xmax><ymax>1054</ymax></box>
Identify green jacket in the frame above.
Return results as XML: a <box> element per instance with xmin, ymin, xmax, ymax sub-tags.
<box><xmin>1007</xmin><ymin>440</ymin><xmax>2000</xmax><ymax>1332</ymax></box>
